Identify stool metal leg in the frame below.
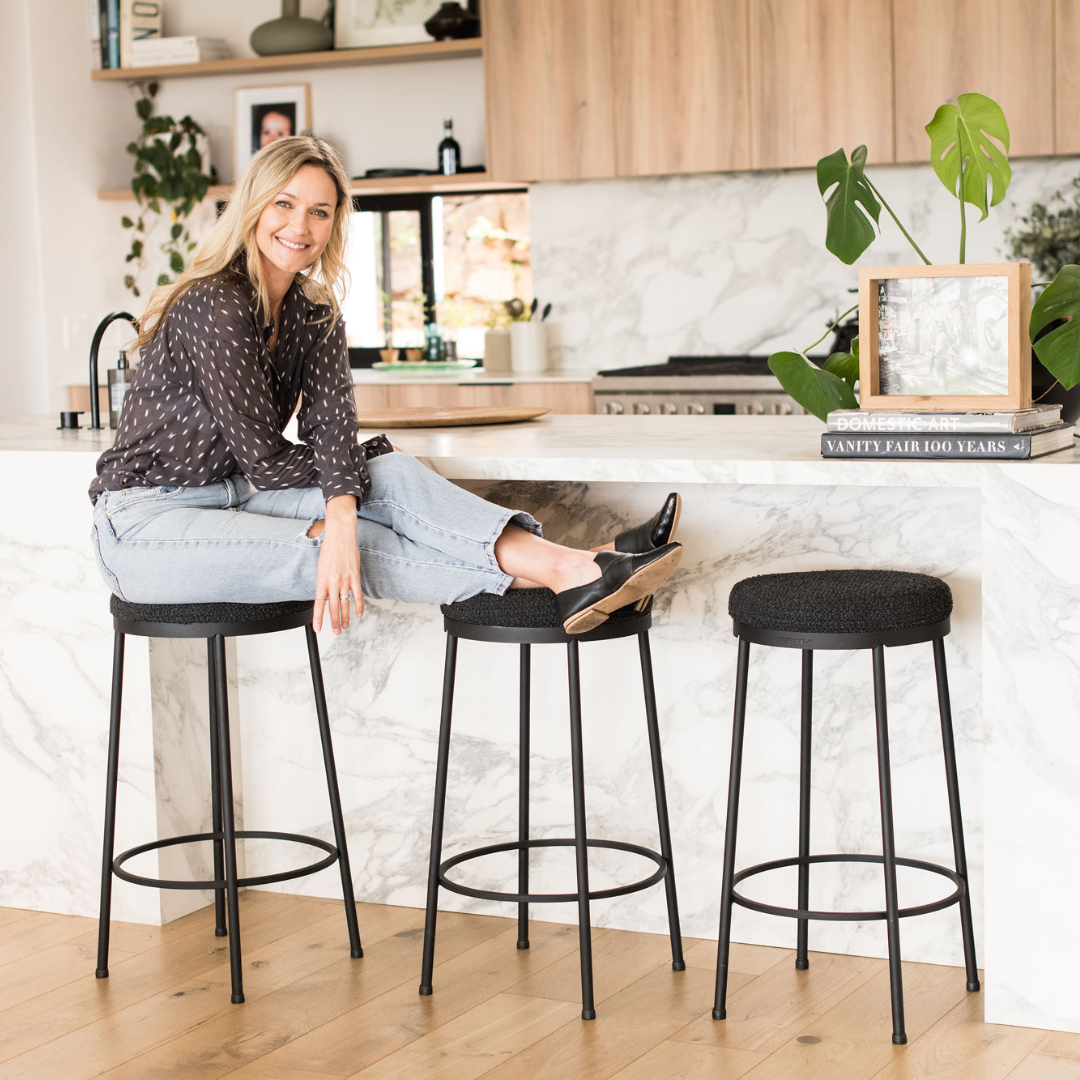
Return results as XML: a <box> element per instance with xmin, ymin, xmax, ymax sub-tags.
<box><xmin>211</xmin><ymin>634</ymin><xmax>245</xmax><ymax>1004</ymax></box>
<box><xmin>872</xmin><ymin>645</ymin><xmax>906</xmax><ymax>1044</ymax></box>
<box><xmin>420</xmin><ymin>633</ymin><xmax>458</xmax><ymax>996</ymax></box>
<box><xmin>517</xmin><ymin>643</ymin><xmax>531</xmax><ymax>951</ymax></box>
<box><xmin>567</xmin><ymin>639</ymin><xmax>596</xmax><ymax>1020</ymax></box>
<box><xmin>714</xmin><ymin>636</ymin><xmax>751</xmax><ymax>1020</ymax></box>
<box><xmin>206</xmin><ymin>639</ymin><xmax>227</xmax><ymax>938</ymax></box>
<box><xmin>305</xmin><ymin>625</ymin><xmax>363</xmax><ymax>960</ymax></box>
<box><xmin>638</xmin><ymin>631</ymin><xmax>685</xmax><ymax>971</ymax></box>
<box><xmin>933</xmin><ymin>638</ymin><xmax>980</xmax><ymax>993</ymax></box>
<box><xmin>96</xmin><ymin>630</ymin><xmax>126</xmax><ymax>979</ymax></box>
<box><xmin>796</xmin><ymin>649</ymin><xmax>813</xmax><ymax>970</ymax></box>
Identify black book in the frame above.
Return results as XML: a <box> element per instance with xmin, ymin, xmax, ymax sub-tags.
<box><xmin>821</xmin><ymin>423</ymin><xmax>1077</xmax><ymax>460</ymax></box>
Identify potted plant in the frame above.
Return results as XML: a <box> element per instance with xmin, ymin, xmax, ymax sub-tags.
<box><xmin>770</xmin><ymin>93</ymin><xmax>1080</xmax><ymax>419</ymax></box>
<box><xmin>121</xmin><ymin>81</ymin><xmax>216</xmax><ymax>298</ymax></box>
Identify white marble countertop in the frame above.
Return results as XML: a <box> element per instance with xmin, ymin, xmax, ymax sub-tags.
<box><xmin>7</xmin><ymin>414</ymin><xmax>1080</xmax><ymax>489</ymax></box>
<box><xmin>352</xmin><ymin>368</ymin><xmax>590</xmax><ymax>386</ymax></box>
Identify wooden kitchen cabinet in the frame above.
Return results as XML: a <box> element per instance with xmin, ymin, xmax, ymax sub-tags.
<box><xmin>354</xmin><ymin>380</ymin><xmax>593</xmax><ymax>414</ymax></box>
<box><xmin>748</xmin><ymin>0</ymin><xmax>894</xmax><ymax>169</ymax></box>
<box><xmin>612</xmin><ymin>0</ymin><xmax>751</xmax><ymax>176</ymax></box>
<box><xmin>1056</xmin><ymin>0</ymin><xmax>1080</xmax><ymax>152</ymax></box>
<box><xmin>483</xmin><ymin>0</ymin><xmax>617</xmax><ymax>182</ymax></box>
<box><xmin>893</xmin><ymin>0</ymin><xmax>1054</xmax><ymax>162</ymax></box>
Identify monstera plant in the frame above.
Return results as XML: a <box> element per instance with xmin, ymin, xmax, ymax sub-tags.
<box><xmin>770</xmin><ymin>92</ymin><xmax>1080</xmax><ymax>419</ymax></box>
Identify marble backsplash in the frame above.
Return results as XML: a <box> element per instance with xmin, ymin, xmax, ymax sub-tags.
<box><xmin>529</xmin><ymin>157</ymin><xmax>1080</xmax><ymax>373</ymax></box>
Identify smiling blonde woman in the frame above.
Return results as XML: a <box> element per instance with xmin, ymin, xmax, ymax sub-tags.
<box><xmin>89</xmin><ymin>136</ymin><xmax>681</xmax><ymax>636</ymax></box>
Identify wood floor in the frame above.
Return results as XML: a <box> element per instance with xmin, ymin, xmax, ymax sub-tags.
<box><xmin>1</xmin><ymin>892</ymin><xmax>1078</xmax><ymax>1079</ymax></box>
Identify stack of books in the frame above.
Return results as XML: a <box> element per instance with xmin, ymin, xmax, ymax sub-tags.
<box><xmin>130</xmin><ymin>35</ymin><xmax>231</xmax><ymax>66</ymax></box>
<box><xmin>821</xmin><ymin>405</ymin><xmax>1076</xmax><ymax>460</ymax></box>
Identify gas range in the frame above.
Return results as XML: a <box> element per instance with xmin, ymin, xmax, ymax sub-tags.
<box><xmin>591</xmin><ymin>356</ymin><xmax>808</xmax><ymax>416</ymax></box>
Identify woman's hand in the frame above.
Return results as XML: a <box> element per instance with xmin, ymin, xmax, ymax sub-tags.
<box><xmin>313</xmin><ymin>495</ymin><xmax>363</xmax><ymax>634</ymax></box>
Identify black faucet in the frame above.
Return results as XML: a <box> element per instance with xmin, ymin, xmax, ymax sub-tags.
<box><xmin>89</xmin><ymin>311</ymin><xmax>140</xmax><ymax>430</ymax></box>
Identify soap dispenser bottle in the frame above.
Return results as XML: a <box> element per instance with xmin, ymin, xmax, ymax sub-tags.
<box><xmin>107</xmin><ymin>349</ymin><xmax>133</xmax><ymax>429</ymax></box>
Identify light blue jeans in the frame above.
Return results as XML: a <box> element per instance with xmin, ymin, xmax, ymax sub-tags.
<box><xmin>91</xmin><ymin>451</ymin><xmax>541</xmax><ymax>605</ymax></box>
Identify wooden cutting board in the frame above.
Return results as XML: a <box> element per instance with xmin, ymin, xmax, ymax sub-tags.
<box><xmin>356</xmin><ymin>406</ymin><xmax>550</xmax><ymax>428</ymax></box>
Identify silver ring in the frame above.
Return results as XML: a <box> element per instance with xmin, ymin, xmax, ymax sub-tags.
<box><xmin>339</xmin><ymin>594</ymin><xmax>351</xmax><ymax>601</ymax></box>
<box><xmin>316</xmin><ymin>596</ymin><xmax>329</xmax><ymax>603</ymax></box>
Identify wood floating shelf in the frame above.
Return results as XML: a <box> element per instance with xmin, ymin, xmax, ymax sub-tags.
<box><xmin>90</xmin><ymin>38</ymin><xmax>481</xmax><ymax>81</ymax></box>
<box><xmin>98</xmin><ymin>172</ymin><xmax>524</xmax><ymax>201</ymax></box>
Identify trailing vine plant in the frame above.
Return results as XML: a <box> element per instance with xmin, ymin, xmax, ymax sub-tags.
<box><xmin>122</xmin><ymin>81</ymin><xmax>215</xmax><ymax>297</ymax></box>
<box><xmin>768</xmin><ymin>93</ymin><xmax>1080</xmax><ymax>419</ymax></box>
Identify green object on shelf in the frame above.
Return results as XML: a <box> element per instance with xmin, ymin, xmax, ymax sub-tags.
<box><xmin>251</xmin><ymin>0</ymin><xmax>332</xmax><ymax>56</ymax></box>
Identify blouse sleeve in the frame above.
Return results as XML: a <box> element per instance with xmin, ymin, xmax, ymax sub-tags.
<box><xmin>183</xmin><ymin>281</ymin><xmax>321</xmax><ymax>490</ymax></box>
<box><xmin>296</xmin><ymin>314</ymin><xmax>394</xmax><ymax>502</ymax></box>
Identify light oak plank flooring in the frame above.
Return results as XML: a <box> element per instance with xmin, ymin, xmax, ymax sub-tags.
<box><xmin>0</xmin><ymin>893</ymin><xmax>1076</xmax><ymax>1079</ymax></box>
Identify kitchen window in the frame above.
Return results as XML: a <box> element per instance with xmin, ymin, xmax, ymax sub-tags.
<box><xmin>342</xmin><ymin>188</ymin><xmax>531</xmax><ymax>363</ymax></box>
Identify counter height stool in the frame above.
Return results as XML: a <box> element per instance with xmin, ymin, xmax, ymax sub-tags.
<box><xmin>713</xmin><ymin>570</ymin><xmax>979</xmax><ymax>1045</ymax></box>
<box><xmin>96</xmin><ymin>597</ymin><xmax>362</xmax><ymax>1004</ymax></box>
<box><xmin>420</xmin><ymin>589</ymin><xmax>684</xmax><ymax>1020</ymax></box>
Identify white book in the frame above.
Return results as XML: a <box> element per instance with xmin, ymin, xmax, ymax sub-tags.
<box><xmin>130</xmin><ymin>36</ymin><xmax>230</xmax><ymax>65</ymax></box>
<box><xmin>826</xmin><ymin>405</ymin><xmax>1062</xmax><ymax>435</ymax></box>
<box><xmin>120</xmin><ymin>0</ymin><xmax>164</xmax><ymax>69</ymax></box>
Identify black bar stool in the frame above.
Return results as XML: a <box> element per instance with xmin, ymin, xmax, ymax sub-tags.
<box><xmin>419</xmin><ymin>589</ymin><xmax>685</xmax><ymax>1020</ymax></box>
<box><xmin>96</xmin><ymin>596</ymin><xmax>362</xmax><ymax>1004</ymax></box>
<box><xmin>713</xmin><ymin>569</ymin><xmax>979</xmax><ymax>1045</ymax></box>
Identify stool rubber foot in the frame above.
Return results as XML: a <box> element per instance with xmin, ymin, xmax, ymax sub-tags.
<box><xmin>419</xmin><ymin>984</ymin><xmax>432</xmax><ymax>996</ymax></box>
<box><xmin>351</xmin><ymin>947</ymin><xmax>363</xmax><ymax>959</ymax></box>
<box><xmin>231</xmin><ymin>993</ymin><xmax>245</xmax><ymax>1005</ymax></box>
<box><xmin>581</xmin><ymin>1008</ymin><xmax>596</xmax><ymax>1021</ymax></box>
<box><xmin>967</xmin><ymin>979</ymin><xmax>981</xmax><ymax>992</ymax></box>
<box><xmin>517</xmin><ymin>940</ymin><xmax>530</xmax><ymax>950</ymax></box>
<box><xmin>95</xmin><ymin>968</ymin><xmax>109</xmax><ymax>979</ymax></box>
<box><xmin>795</xmin><ymin>959</ymin><xmax>809</xmax><ymax>970</ymax></box>
<box><xmin>672</xmin><ymin>960</ymin><xmax>686</xmax><ymax>971</ymax></box>
<box><xmin>215</xmin><ymin>928</ymin><xmax>228</xmax><ymax>937</ymax></box>
<box><xmin>892</xmin><ymin>1032</ymin><xmax>907</xmax><ymax>1045</ymax></box>
<box><xmin>712</xmin><ymin>1008</ymin><xmax>725</xmax><ymax>1021</ymax></box>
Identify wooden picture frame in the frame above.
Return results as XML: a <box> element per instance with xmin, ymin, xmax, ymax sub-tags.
<box><xmin>333</xmin><ymin>0</ymin><xmax>443</xmax><ymax>48</ymax></box>
<box><xmin>232</xmin><ymin>84</ymin><xmax>312</xmax><ymax>183</ymax></box>
<box><xmin>857</xmin><ymin>263</ymin><xmax>1032</xmax><ymax>412</ymax></box>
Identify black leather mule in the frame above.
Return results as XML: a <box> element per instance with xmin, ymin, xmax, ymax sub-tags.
<box><xmin>556</xmin><ymin>543</ymin><xmax>682</xmax><ymax>634</ymax></box>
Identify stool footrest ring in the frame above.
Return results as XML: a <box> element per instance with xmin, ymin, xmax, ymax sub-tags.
<box><xmin>732</xmin><ymin>853</ymin><xmax>965</xmax><ymax>922</ymax></box>
<box><xmin>112</xmin><ymin>830</ymin><xmax>338</xmax><ymax>890</ymax></box>
<box><xmin>439</xmin><ymin>837</ymin><xmax>668</xmax><ymax>904</ymax></box>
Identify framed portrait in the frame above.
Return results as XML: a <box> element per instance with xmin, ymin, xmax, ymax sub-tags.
<box><xmin>858</xmin><ymin>263</ymin><xmax>1032</xmax><ymax>412</ymax></box>
<box><xmin>233</xmin><ymin>84</ymin><xmax>311</xmax><ymax>181</ymax></box>
<box><xmin>334</xmin><ymin>0</ymin><xmax>444</xmax><ymax>48</ymax></box>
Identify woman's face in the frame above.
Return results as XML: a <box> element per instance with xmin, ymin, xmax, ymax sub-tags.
<box><xmin>254</xmin><ymin>164</ymin><xmax>338</xmax><ymax>294</ymax></box>
<box><xmin>259</xmin><ymin>110</ymin><xmax>292</xmax><ymax>147</ymax></box>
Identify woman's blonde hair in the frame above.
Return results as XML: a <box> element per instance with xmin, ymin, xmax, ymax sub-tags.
<box><xmin>133</xmin><ymin>135</ymin><xmax>352</xmax><ymax>351</ymax></box>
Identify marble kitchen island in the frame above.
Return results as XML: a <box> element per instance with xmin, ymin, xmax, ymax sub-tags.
<box><xmin>2</xmin><ymin>413</ymin><xmax>1077</xmax><ymax>1032</ymax></box>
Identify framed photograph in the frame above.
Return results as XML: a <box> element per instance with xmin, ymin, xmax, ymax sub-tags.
<box><xmin>858</xmin><ymin>263</ymin><xmax>1032</xmax><ymax>412</ymax></box>
<box><xmin>334</xmin><ymin>0</ymin><xmax>444</xmax><ymax>48</ymax></box>
<box><xmin>232</xmin><ymin>84</ymin><xmax>311</xmax><ymax>181</ymax></box>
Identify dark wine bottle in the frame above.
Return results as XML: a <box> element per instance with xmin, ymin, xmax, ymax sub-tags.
<box><xmin>438</xmin><ymin>117</ymin><xmax>461</xmax><ymax>175</ymax></box>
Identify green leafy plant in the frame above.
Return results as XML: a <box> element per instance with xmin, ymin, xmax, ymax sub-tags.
<box><xmin>1004</xmin><ymin>176</ymin><xmax>1080</xmax><ymax>280</ymax></box>
<box><xmin>770</xmin><ymin>92</ymin><xmax>1080</xmax><ymax>419</ymax></box>
<box><xmin>122</xmin><ymin>82</ymin><xmax>215</xmax><ymax>297</ymax></box>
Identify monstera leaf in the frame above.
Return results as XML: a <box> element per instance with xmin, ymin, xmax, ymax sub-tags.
<box><xmin>823</xmin><ymin>336</ymin><xmax>860</xmax><ymax>390</ymax></box>
<box><xmin>769</xmin><ymin>351</ymin><xmax>858</xmax><ymax>421</ymax></box>
<box><xmin>816</xmin><ymin>146</ymin><xmax>881</xmax><ymax>265</ymax></box>
<box><xmin>1030</xmin><ymin>265</ymin><xmax>1080</xmax><ymax>390</ymax></box>
<box><xmin>925</xmin><ymin>92</ymin><xmax>1011</xmax><ymax>221</ymax></box>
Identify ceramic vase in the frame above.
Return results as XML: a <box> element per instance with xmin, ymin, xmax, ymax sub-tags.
<box><xmin>510</xmin><ymin>322</ymin><xmax>548</xmax><ymax>375</ymax></box>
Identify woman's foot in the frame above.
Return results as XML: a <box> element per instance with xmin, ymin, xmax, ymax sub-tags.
<box><xmin>555</xmin><ymin>543</ymin><xmax>682</xmax><ymax>634</ymax></box>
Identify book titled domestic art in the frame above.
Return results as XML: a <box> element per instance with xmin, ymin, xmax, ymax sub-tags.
<box><xmin>821</xmin><ymin>423</ymin><xmax>1076</xmax><ymax>460</ymax></box>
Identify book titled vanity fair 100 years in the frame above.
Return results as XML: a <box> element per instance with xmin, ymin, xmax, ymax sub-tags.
<box><xmin>821</xmin><ymin>422</ymin><xmax>1076</xmax><ymax>460</ymax></box>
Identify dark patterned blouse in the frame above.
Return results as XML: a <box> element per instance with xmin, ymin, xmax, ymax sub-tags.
<box><xmin>89</xmin><ymin>263</ymin><xmax>391</xmax><ymax>504</ymax></box>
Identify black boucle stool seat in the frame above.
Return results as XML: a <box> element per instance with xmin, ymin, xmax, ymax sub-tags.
<box><xmin>713</xmin><ymin>568</ymin><xmax>979</xmax><ymax>1046</ymax></box>
<box><xmin>421</xmin><ymin>589</ymin><xmax>683</xmax><ymax>1021</ymax></box>
<box><xmin>97</xmin><ymin>594</ymin><xmax>362</xmax><ymax>1005</ymax></box>
<box><xmin>728</xmin><ymin>570</ymin><xmax>952</xmax><ymax>647</ymax></box>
